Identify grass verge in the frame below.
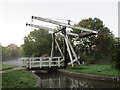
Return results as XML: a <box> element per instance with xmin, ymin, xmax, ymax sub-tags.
<box><xmin>2</xmin><ymin>70</ymin><xmax>37</xmax><ymax>88</ymax></box>
<box><xmin>62</xmin><ymin>64</ymin><xmax>120</xmax><ymax>77</ymax></box>
<box><xmin>0</xmin><ymin>64</ymin><xmax>17</xmax><ymax>70</ymax></box>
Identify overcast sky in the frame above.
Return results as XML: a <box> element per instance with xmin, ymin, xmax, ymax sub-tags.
<box><xmin>0</xmin><ymin>0</ymin><xmax>119</xmax><ymax>47</ymax></box>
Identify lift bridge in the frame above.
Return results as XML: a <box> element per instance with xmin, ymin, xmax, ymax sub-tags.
<box><xmin>21</xmin><ymin>16</ymin><xmax>97</xmax><ymax>69</ymax></box>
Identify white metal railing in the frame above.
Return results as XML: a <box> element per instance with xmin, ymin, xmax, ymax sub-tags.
<box><xmin>21</xmin><ymin>57</ymin><xmax>63</xmax><ymax>69</ymax></box>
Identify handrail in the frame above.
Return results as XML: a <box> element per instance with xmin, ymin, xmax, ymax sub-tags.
<box><xmin>21</xmin><ymin>57</ymin><xmax>63</xmax><ymax>69</ymax></box>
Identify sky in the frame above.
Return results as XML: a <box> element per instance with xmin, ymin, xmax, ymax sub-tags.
<box><xmin>0</xmin><ymin>0</ymin><xmax>119</xmax><ymax>47</ymax></box>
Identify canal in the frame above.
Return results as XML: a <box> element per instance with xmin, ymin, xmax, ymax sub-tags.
<box><xmin>3</xmin><ymin>59</ymin><xmax>120</xmax><ymax>88</ymax></box>
<box><xmin>35</xmin><ymin>71</ymin><xmax>119</xmax><ymax>88</ymax></box>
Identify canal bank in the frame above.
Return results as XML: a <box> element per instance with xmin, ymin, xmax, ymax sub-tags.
<box><xmin>59</xmin><ymin>70</ymin><xmax>120</xmax><ymax>83</ymax></box>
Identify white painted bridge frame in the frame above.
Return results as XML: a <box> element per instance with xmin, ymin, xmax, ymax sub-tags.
<box><xmin>21</xmin><ymin>57</ymin><xmax>63</xmax><ymax>69</ymax></box>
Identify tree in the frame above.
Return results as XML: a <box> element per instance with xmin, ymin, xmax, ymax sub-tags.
<box><xmin>2</xmin><ymin>44</ymin><xmax>20</xmax><ymax>60</ymax></box>
<box><xmin>7</xmin><ymin>44</ymin><xmax>20</xmax><ymax>57</ymax></box>
<box><xmin>2</xmin><ymin>46</ymin><xmax>10</xmax><ymax>60</ymax></box>
<box><xmin>71</xmin><ymin>18</ymin><xmax>114</xmax><ymax>64</ymax></box>
<box><xmin>22</xmin><ymin>29</ymin><xmax>52</xmax><ymax>57</ymax></box>
<box><xmin>111</xmin><ymin>38</ymin><xmax>120</xmax><ymax>70</ymax></box>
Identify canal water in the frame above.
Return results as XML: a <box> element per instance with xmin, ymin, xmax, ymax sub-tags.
<box><xmin>35</xmin><ymin>71</ymin><xmax>120</xmax><ymax>88</ymax></box>
<box><xmin>3</xmin><ymin>59</ymin><xmax>120</xmax><ymax>88</ymax></box>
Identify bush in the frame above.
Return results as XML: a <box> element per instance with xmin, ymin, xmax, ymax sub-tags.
<box><xmin>111</xmin><ymin>38</ymin><xmax>120</xmax><ymax>70</ymax></box>
<box><xmin>81</xmin><ymin>54</ymin><xmax>95</xmax><ymax>64</ymax></box>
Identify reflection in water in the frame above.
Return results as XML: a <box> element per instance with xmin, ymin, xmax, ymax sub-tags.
<box><xmin>35</xmin><ymin>71</ymin><xmax>120</xmax><ymax>88</ymax></box>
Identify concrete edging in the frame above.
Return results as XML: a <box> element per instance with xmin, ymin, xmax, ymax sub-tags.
<box><xmin>59</xmin><ymin>70</ymin><xmax>120</xmax><ymax>83</ymax></box>
<box><xmin>31</xmin><ymin>71</ymin><xmax>41</xmax><ymax>87</ymax></box>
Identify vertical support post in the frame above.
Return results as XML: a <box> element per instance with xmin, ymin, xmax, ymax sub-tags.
<box><xmin>58</xmin><ymin>57</ymin><xmax>60</xmax><ymax>67</ymax></box>
<box><xmin>28</xmin><ymin>59</ymin><xmax>29</xmax><ymax>67</ymax></box>
<box><xmin>27</xmin><ymin>59</ymin><xmax>29</xmax><ymax>67</ymax></box>
<box><xmin>62</xmin><ymin>26</ymin><xmax>67</xmax><ymax>68</ymax></box>
<box><xmin>65</xmin><ymin>38</ymin><xmax>73</xmax><ymax>67</ymax></box>
<box><xmin>32</xmin><ymin>58</ymin><xmax>34</xmax><ymax>66</ymax></box>
<box><xmin>51</xmin><ymin>33</ymin><xmax>55</xmax><ymax>57</ymax></box>
<box><xmin>27</xmin><ymin>59</ymin><xmax>29</xmax><ymax>68</ymax></box>
<box><xmin>29</xmin><ymin>58</ymin><xmax>31</xmax><ymax>69</ymax></box>
<box><xmin>49</xmin><ymin>57</ymin><xmax>51</xmax><ymax>67</ymax></box>
<box><xmin>53</xmin><ymin>33</ymin><xmax>55</xmax><ymax>57</ymax></box>
<box><xmin>40</xmin><ymin>58</ymin><xmax>42</xmax><ymax>68</ymax></box>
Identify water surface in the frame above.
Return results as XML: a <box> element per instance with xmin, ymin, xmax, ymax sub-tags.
<box><xmin>35</xmin><ymin>71</ymin><xmax>120</xmax><ymax>88</ymax></box>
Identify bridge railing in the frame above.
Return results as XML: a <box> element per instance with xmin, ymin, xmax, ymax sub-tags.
<box><xmin>21</xmin><ymin>57</ymin><xmax>63</xmax><ymax>69</ymax></box>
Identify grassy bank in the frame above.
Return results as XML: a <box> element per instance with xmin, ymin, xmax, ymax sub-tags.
<box><xmin>62</xmin><ymin>64</ymin><xmax>120</xmax><ymax>77</ymax></box>
<box><xmin>2</xmin><ymin>70</ymin><xmax>36</xmax><ymax>88</ymax></box>
<box><xmin>0</xmin><ymin>64</ymin><xmax>17</xmax><ymax>70</ymax></box>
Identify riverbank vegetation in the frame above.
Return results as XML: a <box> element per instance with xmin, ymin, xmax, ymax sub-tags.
<box><xmin>63</xmin><ymin>64</ymin><xmax>120</xmax><ymax>77</ymax></box>
<box><xmin>2</xmin><ymin>70</ymin><xmax>36</xmax><ymax>88</ymax></box>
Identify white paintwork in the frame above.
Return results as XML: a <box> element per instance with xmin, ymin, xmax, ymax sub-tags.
<box><xmin>32</xmin><ymin>16</ymin><xmax>98</xmax><ymax>33</ymax></box>
<box><xmin>65</xmin><ymin>37</ymin><xmax>74</xmax><ymax>67</ymax></box>
<box><xmin>26</xmin><ymin>23</ymin><xmax>53</xmax><ymax>32</ymax></box>
<box><xmin>21</xmin><ymin>57</ymin><xmax>63</xmax><ymax>69</ymax></box>
<box><xmin>66</xmin><ymin>35</ymin><xmax>80</xmax><ymax>65</ymax></box>
<box><xmin>55</xmin><ymin>39</ymin><xmax>64</xmax><ymax>59</ymax></box>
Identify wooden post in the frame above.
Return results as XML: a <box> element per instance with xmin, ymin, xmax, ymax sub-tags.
<box><xmin>62</xmin><ymin>26</ymin><xmax>67</xmax><ymax>68</ymax></box>
<box><xmin>58</xmin><ymin>57</ymin><xmax>60</xmax><ymax>67</ymax></box>
<box><xmin>27</xmin><ymin>59</ymin><xmax>29</xmax><ymax>68</ymax></box>
<box><xmin>40</xmin><ymin>58</ymin><xmax>42</xmax><ymax>68</ymax></box>
<box><xmin>49</xmin><ymin>57</ymin><xmax>51</xmax><ymax>67</ymax></box>
<box><xmin>29</xmin><ymin>58</ymin><xmax>31</xmax><ymax>69</ymax></box>
<box><xmin>53</xmin><ymin>33</ymin><xmax>55</xmax><ymax>57</ymax></box>
<box><xmin>33</xmin><ymin>58</ymin><xmax>34</xmax><ymax>66</ymax></box>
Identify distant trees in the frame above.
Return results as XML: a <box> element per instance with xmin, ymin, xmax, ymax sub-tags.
<box><xmin>21</xmin><ymin>29</ymin><xmax>52</xmax><ymax>57</ymax></box>
<box><xmin>71</xmin><ymin>18</ymin><xmax>115</xmax><ymax>64</ymax></box>
<box><xmin>2</xmin><ymin>44</ymin><xmax>20</xmax><ymax>60</ymax></box>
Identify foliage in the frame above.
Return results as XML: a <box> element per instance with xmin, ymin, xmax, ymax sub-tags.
<box><xmin>71</xmin><ymin>18</ymin><xmax>115</xmax><ymax>64</ymax></box>
<box><xmin>2</xmin><ymin>70</ymin><xmax>36</xmax><ymax>88</ymax></box>
<box><xmin>111</xmin><ymin>38</ymin><xmax>120</xmax><ymax>70</ymax></box>
<box><xmin>2</xmin><ymin>47</ymin><xmax>10</xmax><ymax>60</ymax></box>
<box><xmin>22</xmin><ymin>29</ymin><xmax>52</xmax><ymax>57</ymax></box>
<box><xmin>7</xmin><ymin>44</ymin><xmax>20</xmax><ymax>57</ymax></box>
<box><xmin>2</xmin><ymin>44</ymin><xmax>20</xmax><ymax>60</ymax></box>
<box><xmin>62</xmin><ymin>64</ymin><xmax>120</xmax><ymax>76</ymax></box>
<box><xmin>81</xmin><ymin>54</ymin><xmax>95</xmax><ymax>64</ymax></box>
